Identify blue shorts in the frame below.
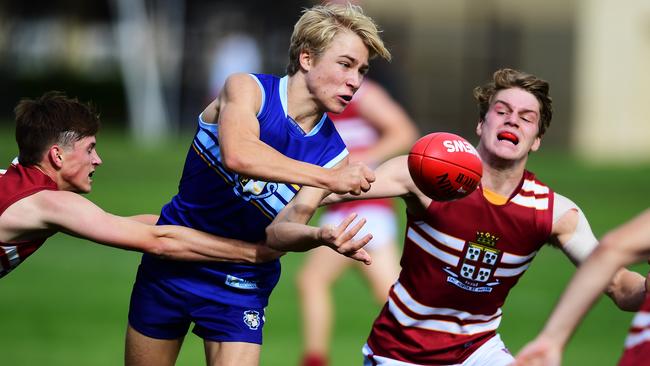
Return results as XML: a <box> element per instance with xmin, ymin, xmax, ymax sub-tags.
<box><xmin>128</xmin><ymin>268</ymin><xmax>266</xmax><ymax>344</ymax></box>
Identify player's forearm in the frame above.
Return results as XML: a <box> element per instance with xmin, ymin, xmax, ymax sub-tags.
<box><xmin>265</xmin><ymin>222</ymin><xmax>322</xmax><ymax>252</ymax></box>
<box><xmin>127</xmin><ymin>214</ymin><xmax>159</xmax><ymax>225</ymax></box>
<box><xmin>154</xmin><ymin>225</ymin><xmax>281</xmax><ymax>263</ymax></box>
<box><xmin>221</xmin><ymin>140</ymin><xmax>334</xmax><ymax>189</ymax></box>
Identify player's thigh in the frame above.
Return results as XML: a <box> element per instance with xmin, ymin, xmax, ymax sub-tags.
<box><xmin>204</xmin><ymin>340</ymin><xmax>261</xmax><ymax>366</ymax></box>
<box><xmin>125</xmin><ymin>324</ymin><xmax>183</xmax><ymax>366</ymax></box>
<box><xmin>359</xmin><ymin>242</ymin><xmax>401</xmax><ymax>301</ymax></box>
<box><xmin>298</xmin><ymin>245</ymin><xmax>352</xmax><ymax>286</ymax></box>
<box><xmin>319</xmin><ymin>204</ymin><xmax>398</xmax><ymax>252</ymax></box>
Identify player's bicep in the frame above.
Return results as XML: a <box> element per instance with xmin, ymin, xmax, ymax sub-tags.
<box><xmin>38</xmin><ymin>192</ymin><xmax>154</xmax><ymax>250</ymax></box>
<box><xmin>218</xmin><ymin>74</ymin><xmax>263</xmax><ymax>146</ymax></box>
<box><xmin>551</xmin><ymin>193</ymin><xmax>598</xmax><ymax>264</ymax></box>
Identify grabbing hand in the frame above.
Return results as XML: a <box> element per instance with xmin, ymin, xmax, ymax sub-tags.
<box><xmin>319</xmin><ymin>212</ymin><xmax>373</xmax><ymax>264</ymax></box>
<box><xmin>329</xmin><ymin>162</ymin><xmax>375</xmax><ymax>195</ymax></box>
<box><xmin>512</xmin><ymin>336</ymin><xmax>562</xmax><ymax>366</ymax></box>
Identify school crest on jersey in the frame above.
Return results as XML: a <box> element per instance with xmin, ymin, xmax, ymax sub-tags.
<box><xmin>243</xmin><ymin>310</ymin><xmax>261</xmax><ymax>330</ymax></box>
<box><xmin>234</xmin><ymin>175</ymin><xmax>278</xmax><ymax>200</ymax></box>
<box><xmin>444</xmin><ymin>231</ymin><xmax>502</xmax><ymax>293</ymax></box>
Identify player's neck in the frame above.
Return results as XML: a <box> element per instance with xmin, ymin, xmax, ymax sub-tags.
<box><xmin>286</xmin><ymin>74</ymin><xmax>324</xmax><ymax>130</ymax></box>
<box><xmin>34</xmin><ymin>161</ymin><xmax>60</xmax><ymax>189</ymax></box>
<box><xmin>480</xmin><ymin>164</ymin><xmax>525</xmax><ymax>198</ymax></box>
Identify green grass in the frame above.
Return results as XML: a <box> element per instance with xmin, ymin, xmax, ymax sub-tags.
<box><xmin>1</xmin><ymin>127</ymin><xmax>649</xmax><ymax>365</ymax></box>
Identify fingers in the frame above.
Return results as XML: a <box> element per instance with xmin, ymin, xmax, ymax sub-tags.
<box><xmin>339</xmin><ymin>233</ymin><xmax>373</xmax><ymax>255</ymax></box>
<box><xmin>337</xmin><ymin>217</ymin><xmax>366</xmax><ymax>244</ymax></box>
<box><xmin>335</xmin><ymin>213</ymin><xmax>358</xmax><ymax>231</ymax></box>
<box><xmin>363</xmin><ymin>164</ymin><xmax>376</xmax><ymax>183</ymax></box>
<box><xmin>348</xmin><ymin>248</ymin><xmax>372</xmax><ymax>265</ymax></box>
<box><xmin>333</xmin><ymin>162</ymin><xmax>374</xmax><ymax>195</ymax></box>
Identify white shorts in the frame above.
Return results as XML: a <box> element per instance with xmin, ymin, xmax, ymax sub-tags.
<box><xmin>362</xmin><ymin>334</ymin><xmax>513</xmax><ymax>366</ymax></box>
<box><xmin>319</xmin><ymin>204</ymin><xmax>397</xmax><ymax>252</ymax></box>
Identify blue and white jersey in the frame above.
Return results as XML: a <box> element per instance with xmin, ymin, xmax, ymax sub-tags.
<box><xmin>139</xmin><ymin>73</ymin><xmax>348</xmax><ymax>308</ymax></box>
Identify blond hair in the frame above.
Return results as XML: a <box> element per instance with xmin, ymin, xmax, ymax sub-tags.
<box><xmin>286</xmin><ymin>3</ymin><xmax>391</xmax><ymax>75</ymax></box>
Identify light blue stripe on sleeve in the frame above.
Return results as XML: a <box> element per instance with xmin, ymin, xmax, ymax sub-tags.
<box><xmin>249</xmin><ymin>74</ymin><xmax>266</xmax><ymax>118</ymax></box>
<box><xmin>323</xmin><ymin>148</ymin><xmax>349</xmax><ymax>168</ymax></box>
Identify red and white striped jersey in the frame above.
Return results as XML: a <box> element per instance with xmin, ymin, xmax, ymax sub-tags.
<box><xmin>366</xmin><ymin>170</ymin><xmax>554</xmax><ymax>364</ymax></box>
<box><xmin>618</xmin><ymin>292</ymin><xmax>650</xmax><ymax>366</ymax></box>
<box><xmin>0</xmin><ymin>163</ymin><xmax>58</xmax><ymax>278</ymax></box>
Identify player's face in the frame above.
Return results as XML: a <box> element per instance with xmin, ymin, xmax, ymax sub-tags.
<box><xmin>303</xmin><ymin>30</ymin><xmax>370</xmax><ymax>114</ymax></box>
<box><xmin>476</xmin><ymin>88</ymin><xmax>542</xmax><ymax>162</ymax></box>
<box><xmin>60</xmin><ymin>136</ymin><xmax>102</xmax><ymax>193</ymax></box>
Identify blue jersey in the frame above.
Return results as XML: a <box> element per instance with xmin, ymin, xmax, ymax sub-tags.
<box><xmin>138</xmin><ymin>74</ymin><xmax>348</xmax><ymax>308</ymax></box>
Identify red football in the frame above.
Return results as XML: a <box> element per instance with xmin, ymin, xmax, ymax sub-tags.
<box><xmin>408</xmin><ymin>132</ymin><xmax>483</xmax><ymax>201</ymax></box>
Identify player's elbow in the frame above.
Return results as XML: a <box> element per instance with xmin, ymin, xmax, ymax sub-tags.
<box><xmin>144</xmin><ymin>227</ymin><xmax>182</xmax><ymax>259</ymax></box>
<box><xmin>264</xmin><ymin>225</ymin><xmax>280</xmax><ymax>250</ymax></box>
<box><xmin>221</xmin><ymin>150</ymin><xmax>252</xmax><ymax>174</ymax></box>
<box><xmin>143</xmin><ymin>240</ymin><xmax>176</xmax><ymax>259</ymax></box>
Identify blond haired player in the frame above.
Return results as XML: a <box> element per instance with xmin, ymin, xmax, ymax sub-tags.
<box><xmin>125</xmin><ymin>4</ymin><xmax>392</xmax><ymax>366</ymax></box>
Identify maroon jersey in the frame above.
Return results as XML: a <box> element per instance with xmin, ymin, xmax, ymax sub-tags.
<box><xmin>618</xmin><ymin>292</ymin><xmax>650</xmax><ymax>366</ymax></box>
<box><xmin>0</xmin><ymin>163</ymin><xmax>57</xmax><ymax>278</ymax></box>
<box><xmin>366</xmin><ymin>170</ymin><xmax>554</xmax><ymax>364</ymax></box>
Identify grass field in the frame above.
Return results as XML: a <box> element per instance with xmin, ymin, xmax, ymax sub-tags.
<box><xmin>1</xmin><ymin>127</ymin><xmax>649</xmax><ymax>365</ymax></box>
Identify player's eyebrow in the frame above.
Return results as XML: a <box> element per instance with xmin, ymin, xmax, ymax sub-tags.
<box><xmin>340</xmin><ymin>55</ymin><xmax>369</xmax><ymax>74</ymax></box>
<box><xmin>494</xmin><ymin>100</ymin><xmax>538</xmax><ymax>116</ymax></box>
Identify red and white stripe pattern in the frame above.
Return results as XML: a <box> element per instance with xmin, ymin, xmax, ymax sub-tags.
<box><xmin>388</xmin><ymin>280</ymin><xmax>502</xmax><ymax>335</ymax></box>
<box><xmin>365</xmin><ymin>170</ymin><xmax>553</xmax><ymax>365</ymax></box>
<box><xmin>619</xmin><ymin>297</ymin><xmax>650</xmax><ymax>366</ymax></box>
<box><xmin>511</xmin><ymin>179</ymin><xmax>550</xmax><ymax>210</ymax></box>
<box><xmin>625</xmin><ymin>311</ymin><xmax>650</xmax><ymax>349</ymax></box>
<box><xmin>0</xmin><ymin>243</ymin><xmax>40</xmax><ymax>278</ymax></box>
<box><xmin>409</xmin><ymin>220</ymin><xmax>536</xmax><ymax>281</ymax></box>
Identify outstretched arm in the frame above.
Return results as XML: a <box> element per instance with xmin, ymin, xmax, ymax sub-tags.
<box><xmin>1</xmin><ymin>190</ymin><xmax>282</xmax><ymax>263</ymax></box>
<box><xmin>323</xmin><ymin>155</ymin><xmax>427</xmax><ymax>205</ymax></box>
<box><xmin>265</xmin><ymin>185</ymin><xmax>372</xmax><ymax>264</ymax></box>
<box><xmin>514</xmin><ymin>209</ymin><xmax>650</xmax><ymax>366</ymax></box>
<box><xmin>208</xmin><ymin>73</ymin><xmax>374</xmax><ymax>195</ymax></box>
<box><xmin>551</xmin><ymin>195</ymin><xmax>645</xmax><ymax>311</ymax></box>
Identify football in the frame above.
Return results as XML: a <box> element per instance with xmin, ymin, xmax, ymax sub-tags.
<box><xmin>408</xmin><ymin>132</ymin><xmax>483</xmax><ymax>201</ymax></box>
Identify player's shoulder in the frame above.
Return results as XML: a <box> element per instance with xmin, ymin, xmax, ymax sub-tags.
<box><xmin>522</xmin><ymin>170</ymin><xmax>553</xmax><ymax>191</ymax></box>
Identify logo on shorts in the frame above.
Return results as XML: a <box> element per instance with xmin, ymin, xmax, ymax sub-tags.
<box><xmin>243</xmin><ymin>310</ymin><xmax>261</xmax><ymax>330</ymax></box>
<box><xmin>225</xmin><ymin>274</ymin><xmax>259</xmax><ymax>289</ymax></box>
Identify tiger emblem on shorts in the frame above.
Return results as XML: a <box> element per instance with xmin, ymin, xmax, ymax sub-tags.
<box><xmin>243</xmin><ymin>310</ymin><xmax>261</xmax><ymax>330</ymax></box>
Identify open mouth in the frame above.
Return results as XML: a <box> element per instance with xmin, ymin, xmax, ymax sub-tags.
<box><xmin>340</xmin><ymin>95</ymin><xmax>352</xmax><ymax>102</ymax></box>
<box><xmin>89</xmin><ymin>171</ymin><xmax>95</xmax><ymax>178</ymax></box>
<box><xmin>497</xmin><ymin>132</ymin><xmax>519</xmax><ymax>145</ymax></box>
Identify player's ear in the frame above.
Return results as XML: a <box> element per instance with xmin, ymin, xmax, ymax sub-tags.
<box><xmin>475</xmin><ymin>119</ymin><xmax>484</xmax><ymax>137</ymax></box>
<box><xmin>298</xmin><ymin>49</ymin><xmax>314</xmax><ymax>72</ymax></box>
<box><xmin>530</xmin><ymin>135</ymin><xmax>541</xmax><ymax>152</ymax></box>
<box><xmin>48</xmin><ymin>145</ymin><xmax>64</xmax><ymax>168</ymax></box>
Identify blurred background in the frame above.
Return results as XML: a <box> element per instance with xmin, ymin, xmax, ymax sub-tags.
<box><xmin>1</xmin><ymin>0</ymin><xmax>649</xmax><ymax>365</ymax></box>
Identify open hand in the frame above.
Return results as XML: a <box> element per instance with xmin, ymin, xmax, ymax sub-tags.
<box><xmin>319</xmin><ymin>212</ymin><xmax>373</xmax><ymax>264</ymax></box>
